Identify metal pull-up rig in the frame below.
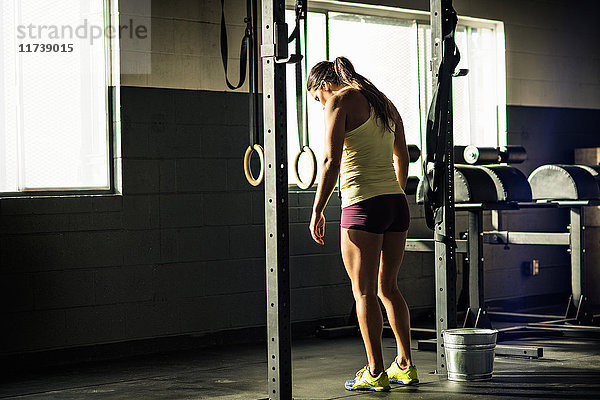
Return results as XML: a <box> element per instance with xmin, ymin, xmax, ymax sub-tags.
<box><xmin>259</xmin><ymin>0</ymin><xmax>460</xmax><ymax>397</ymax></box>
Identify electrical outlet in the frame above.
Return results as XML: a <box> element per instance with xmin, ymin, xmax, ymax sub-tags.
<box><xmin>532</xmin><ymin>259</ymin><xmax>540</xmax><ymax>276</ymax></box>
<box><xmin>521</xmin><ymin>259</ymin><xmax>540</xmax><ymax>276</ymax></box>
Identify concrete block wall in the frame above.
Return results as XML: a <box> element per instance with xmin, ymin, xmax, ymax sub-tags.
<box><xmin>2</xmin><ymin>0</ymin><xmax>599</xmax><ymax>357</ymax></box>
<box><xmin>0</xmin><ymin>86</ymin><xmax>369</xmax><ymax>356</ymax></box>
<box><xmin>2</xmin><ymin>85</ymin><xmax>444</xmax><ymax>355</ymax></box>
<box><xmin>121</xmin><ymin>0</ymin><xmax>261</xmax><ymax>91</ymax></box>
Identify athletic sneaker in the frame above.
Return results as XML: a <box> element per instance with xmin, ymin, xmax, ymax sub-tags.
<box><xmin>344</xmin><ymin>366</ymin><xmax>391</xmax><ymax>391</ymax></box>
<box><xmin>386</xmin><ymin>361</ymin><xmax>419</xmax><ymax>385</ymax></box>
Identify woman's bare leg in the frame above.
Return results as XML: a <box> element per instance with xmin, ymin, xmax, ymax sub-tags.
<box><xmin>341</xmin><ymin>228</ymin><xmax>385</xmax><ymax>375</ymax></box>
<box><xmin>377</xmin><ymin>231</ymin><xmax>413</xmax><ymax>368</ymax></box>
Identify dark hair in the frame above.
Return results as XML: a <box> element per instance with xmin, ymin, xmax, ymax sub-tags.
<box><xmin>306</xmin><ymin>56</ymin><xmax>395</xmax><ymax>132</ymax></box>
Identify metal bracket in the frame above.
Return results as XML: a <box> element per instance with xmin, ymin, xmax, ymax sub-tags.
<box><xmin>261</xmin><ymin>22</ymin><xmax>302</xmax><ymax>64</ymax></box>
<box><xmin>483</xmin><ymin>231</ymin><xmax>508</xmax><ymax>244</ymax></box>
<box><xmin>453</xmin><ymin>68</ymin><xmax>469</xmax><ymax>76</ymax></box>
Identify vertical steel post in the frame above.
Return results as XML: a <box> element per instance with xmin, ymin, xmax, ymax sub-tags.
<box><xmin>430</xmin><ymin>0</ymin><xmax>457</xmax><ymax>376</ymax></box>
<box><xmin>569</xmin><ymin>207</ymin><xmax>583</xmax><ymax>308</ymax></box>
<box><xmin>261</xmin><ymin>1</ymin><xmax>292</xmax><ymax>398</ymax></box>
<box><xmin>468</xmin><ymin>210</ymin><xmax>484</xmax><ymax>312</ymax></box>
<box><xmin>491</xmin><ymin>210</ymin><xmax>502</xmax><ymax>230</ymax></box>
<box><xmin>464</xmin><ymin>209</ymin><xmax>491</xmax><ymax>329</ymax></box>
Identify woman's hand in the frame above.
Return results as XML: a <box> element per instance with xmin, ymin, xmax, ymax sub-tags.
<box><xmin>309</xmin><ymin>211</ymin><xmax>326</xmax><ymax>245</ymax></box>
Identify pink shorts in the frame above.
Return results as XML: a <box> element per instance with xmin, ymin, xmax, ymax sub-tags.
<box><xmin>341</xmin><ymin>194</ymin><xmax>410</xmax><ymax>234</ymax></box>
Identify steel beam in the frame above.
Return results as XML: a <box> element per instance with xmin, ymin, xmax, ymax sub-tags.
<box><xmin>418</xmin><ymin>339</ymin><xmax>543</xmax><ymax>358</ymax></box>
<box><xmin>468</xmin><ymin>210</ymin><xmax>484</xmax><ymax>312</ymax></box>
<box><xmin>552</xmin><ymin>200</ymin><xmax>600</xmax><ymax>207</ymax></box>
<box><xmin>405</xmin><ymin>238</ymin><xmax>467</xmax><ymax>253</ymax></box>
<box><xmin>483</xmin><ymin>231</ymin><xmax>570</xmax><ymax>246</ymax></box>
<box><xmin>495</xmin><ymin>345</ymin><xmax>543</xmax><ymax>358</ymax></box>
<box><xmin>491</xmin><ymin>210</ymin><xmax>501</xmax><ymax>230</ymax></box>
<box><xmin>455</xmin><ymin>202</ymin><xmax>520</xmax><ymax>211</ymax></box>
<box><xmin>528</xmin><ymin>322</ymin><xmax>600</xmax><ymax>333</ymax></box>
<box><xmin>486</xmin><ymin>311</ymin><xmax>564</xmax><ymax>321</ymax></box>
<box><xmin>261</xmin><ymin>0</ymin><xmax>292</xmax><ymax>398</ymax></box>
<box><xmin>462</xmin><ymin>211</ymin><xmax>493</xmax><ymax>330</ymax></box>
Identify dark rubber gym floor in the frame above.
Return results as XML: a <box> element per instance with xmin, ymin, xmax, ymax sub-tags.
<box><xmin>2</xmin><ymin>320</ymin><xmax>600</xmax><ymax>400</ymax></box>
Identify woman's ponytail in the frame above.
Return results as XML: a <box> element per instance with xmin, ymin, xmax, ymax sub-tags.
<box><xmin>333</xmin><ymin>57</ymin><xmax>356</xmax><ymax>87</ymax></box>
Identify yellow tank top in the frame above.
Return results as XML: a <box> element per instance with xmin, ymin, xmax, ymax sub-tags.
<box><xmin>340</xmin><ymin>110</ymin><xmax>404</xmax><ymax>208</ymax></box>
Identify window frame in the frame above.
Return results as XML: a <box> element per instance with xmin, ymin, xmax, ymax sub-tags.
<box><xmin>0</xmin><ymin>0</ymin><xmax>121</xmax><ymax>198</ymax></box>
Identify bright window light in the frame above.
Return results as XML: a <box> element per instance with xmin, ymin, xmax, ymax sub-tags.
<box><xmin>421</xmin><ymin>24</ymin><xmax>502</xmax><ymax>147</ymax></box>
<box><xmin>328</xmin><ymin>12</ymin><xmax>421</xmax><ymax>177</ymax></box>
<box><xmin>286</xmin><ymin>5</ymin><xmax>506</xmax><ymax>183</ymax></box>
<box><xmin>0</xmin><ymin>0</ymin><xmax>110</xmax><ymax>192</ymax></box>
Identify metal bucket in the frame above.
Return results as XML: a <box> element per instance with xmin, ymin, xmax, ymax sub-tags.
<box><xmin>442</xmin><ymin>328</ymin><xmax>498</xmax><ymax>382</ymax></box>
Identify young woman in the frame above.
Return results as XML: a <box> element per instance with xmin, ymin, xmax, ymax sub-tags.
<box><xmin>307</xmin><ymin>57</ymin><xmax>419</xmax><ymax>391</ymax></box>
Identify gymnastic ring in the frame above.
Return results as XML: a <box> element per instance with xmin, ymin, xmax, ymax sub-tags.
<box><xmin>293</xmin><ymin>146</ymin><xmax>317</xmax><ymax>190</ymax></box>
<box><xmin>244</xmin><ymin>144</ymin><xmax>264</xmax><ymax>186</ymax></box>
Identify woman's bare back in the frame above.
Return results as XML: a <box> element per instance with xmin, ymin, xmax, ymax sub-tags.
<box><xmin>334</xmin><ymin>87</ymin><xmax>371</xmax><ymax>132</ymax></box>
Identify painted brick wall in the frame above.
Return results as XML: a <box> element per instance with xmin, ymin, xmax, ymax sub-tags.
<box><xmin>121</xmin><ymin>0</ymin><xmax>260</xmax><ymax>91</ymax></box>
<box><xmin>1</xmin><ymin>0</ymin><xmax>599</xmax><ymax>357</ymax></box>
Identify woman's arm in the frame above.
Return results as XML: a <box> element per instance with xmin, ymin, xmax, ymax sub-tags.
<box><xmin>309</xmin><ymin>97</ymin><xmax>346</xmax><ymax>245</ymax></box>
<box><xmin>391</xmin><ymin>104</ymin><xmax>409</xmax><ymax>190</ymax></box>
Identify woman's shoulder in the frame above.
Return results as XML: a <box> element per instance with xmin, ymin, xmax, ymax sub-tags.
<box><xmin>336</xmin><ymin>87</ymin><xmax>361</xmax><ymax>100</ymax></box>
<box><xmin>335</xmin><ymin>87</ymin><xmax>369</xmax><ymax>111</ymax></box>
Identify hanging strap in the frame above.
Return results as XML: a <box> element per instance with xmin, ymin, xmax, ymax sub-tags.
<box><xmin>226</xmin><ymin>0</ymin><xmax>263</xmax><ymax>186</ymax></box>
<box><xmin>294</xmin><ymin>1</ymin><xmax>308</xmax><ymax>150</ymax></box>
<box><xmin>248</xmin><ymin>0</ymin><xmax>259</xmax><ymax>147</ymax></box>
<box><xmin>220</xmin><ymin>0</ymin><xmax>252</xmax><ymax>90</ymax></box>
<box><xmin>290</xmin><ymin>1</ymin><xmax>317</xmax><ymax>190</ymax></box>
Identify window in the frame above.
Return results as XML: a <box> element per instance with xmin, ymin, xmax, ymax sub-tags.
<box><xmin>286</xmin><ymin>2</ymin><xmax>506</xmax><ymax>185</ymax></box>
<box><xmin>0</xmin><ymin>0</ymin><xmax>115</xmax><ymax>193</ymax></box>
<box><xmin>328</xmin><ymin>12</ymin><xmax>421</xmax><ymax>177</ymax></box>
<box><xmin>420</xmin><ymin>23</ymin><xmax>507</xmax><ymax>148</ymax></box>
